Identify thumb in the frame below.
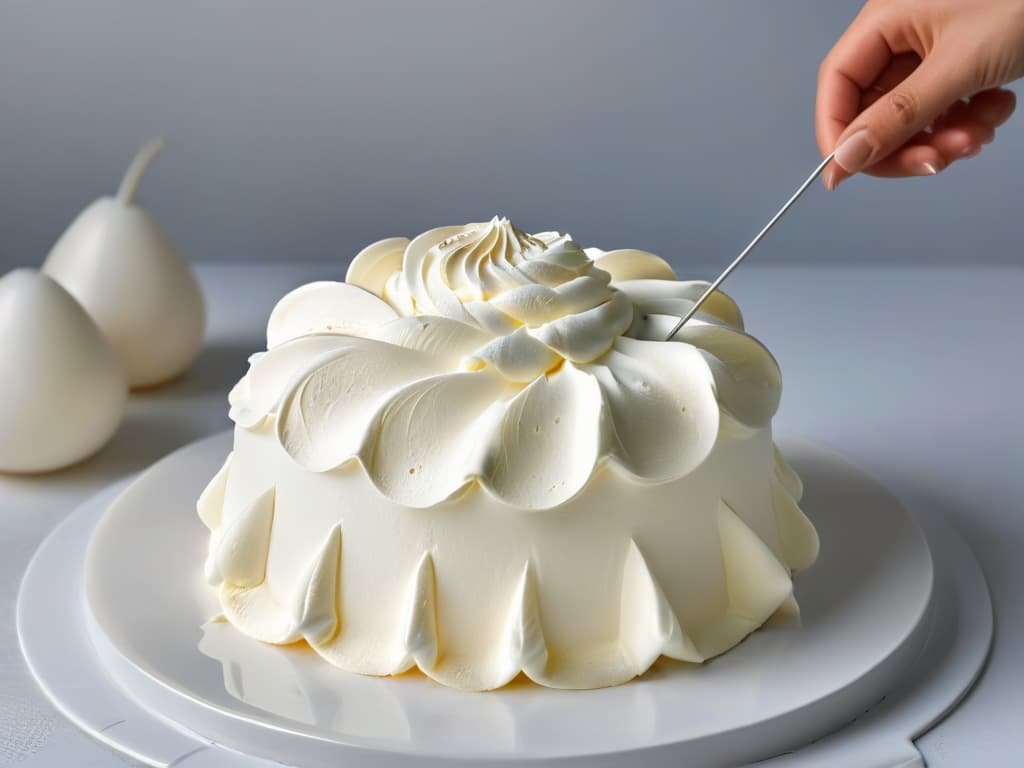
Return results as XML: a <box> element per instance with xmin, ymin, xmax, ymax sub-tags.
<box><xmin>830</xmin><ymin>51</ymin><xmax>973</xmax><ymax>179</ymax></box>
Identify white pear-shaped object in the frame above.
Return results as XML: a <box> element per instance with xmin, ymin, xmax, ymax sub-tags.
<box><xmin>0</xmin><ymin>269</ymin><xmax>126</xmax><ymax>473</ymax></box>
<box><xmin>43</xmin><ymin>140</ymin><xmax>205</xmax><ymax>389</ymax></box>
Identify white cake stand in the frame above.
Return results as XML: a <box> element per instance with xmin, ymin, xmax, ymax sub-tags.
<box><xmin>17</xmin><ymin>432</ymin><xmax>992</xmax><ymax>767</ymax></box>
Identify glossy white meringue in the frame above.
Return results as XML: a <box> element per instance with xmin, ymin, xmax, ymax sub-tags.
<box><xmin>200</xmin><ymin>218</ymin><xmax>819</xmax><ymax>690</ymax></box>
<box><xmin>43</xmin><ymin>140</ymin><xmax>205</xmax><ymax>389</ymax></box>
<box><xmin>0</xmin><ymin>269</ymin><xmax>126</xmax><ymax>472</ymax></box>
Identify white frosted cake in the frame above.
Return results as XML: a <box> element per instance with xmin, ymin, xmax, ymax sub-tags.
<box><xmin>198</xmin><ymin>217</ymin><xmax>818</xmax><ymax>691</ymax></box>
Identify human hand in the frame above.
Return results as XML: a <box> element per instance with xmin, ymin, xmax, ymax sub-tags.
<box><xmin>817</xmin><ymin>0</ymin><xmax>1024</xmax><ymax>189</ymax></box>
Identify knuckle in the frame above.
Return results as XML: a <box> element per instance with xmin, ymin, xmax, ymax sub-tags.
<box><xmin>886</xmin><ymin>89</ymin><xmax>920</xmax><ymax>127</ymax></box>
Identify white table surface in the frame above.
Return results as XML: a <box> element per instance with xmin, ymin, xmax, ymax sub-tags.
<box><xmin>1</xmin><ymin>262</ymin><xmax>1020</xmax><ymax>767</ymax></box>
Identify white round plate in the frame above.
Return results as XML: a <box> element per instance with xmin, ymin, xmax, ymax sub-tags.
<box><xmin>18</xmin><ymin>431</ymin><xmax>993</xmax><ymax>767</ymax></box>
<box><xmin>86</xmin><ymin>430</ymin><xmax>932</xmax><ymax>767</ymax></box>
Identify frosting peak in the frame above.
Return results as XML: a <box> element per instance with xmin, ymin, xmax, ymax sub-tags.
<box><xmin>229</xmin><ymin>218</ymin><xmax>784</xmax><ymax>509</ymax></box>
<box><xmin>386</xmin><ymin>217</ymin><xmax>631</xmax><ymax>377</ymax></box>
<box><xmin>417</xmin><ymin>216</ymin><xmax>548</xmax><ymax>303</ymax></box>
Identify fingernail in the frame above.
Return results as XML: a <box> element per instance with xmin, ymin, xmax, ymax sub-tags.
<box><xmin>822</xmin><ymin>166</ymin><xmax>837</xmax><ymax>191</ymax></box>
<box><xmin>916</xmin><ymin>162</ymin><xmax>939</xmax><ymax>176</ymax></box>
<box><xmin>833</xmin><ymin>129</ymin><xmax>877</xmax><ymax>173</ymax></box>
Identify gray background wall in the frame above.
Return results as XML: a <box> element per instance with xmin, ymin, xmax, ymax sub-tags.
<box><xmin>0</xmin><ymin>1</ymin><xmax>1021</xmax><ymax>272</ymax></box>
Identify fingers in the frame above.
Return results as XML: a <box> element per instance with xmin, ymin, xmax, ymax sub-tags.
<box><xmin>870</xmin><ymin>54</ymin><xmax>922</xmax><ymax>96</ymax></box>
<box><xmin>938</xmin><ymin>88</ymin><xmax>1017</xmax><ymax>129</ymax></box>
<box><xmin>816</xmin><ymin>16</ymin><xmax>895</xmax><ymax>156</ymax></box>
<box><xmin>856</xmin><ymin>54</ymin><xmax>922</xmax><ymax>112</ymax></box>
<box><xmin>861</xmin><ymin>144</ymin><xmax>943</xmax><ymax>178</ymax></box>
<box><xmin>826</xmin><ymin>51</ymin><xmax>975</xmax><ymax>186</ymax></box>
<box><xmin>854</xmin><ymin>88</ymin><xmax>1016</xmax><ymax>177</ymax></box>
<box><xmin>930</xmin><ymin>119</ymin><xmax>993</xmax><ymax>157</ymax></box>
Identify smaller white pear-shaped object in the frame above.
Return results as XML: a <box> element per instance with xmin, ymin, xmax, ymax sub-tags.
<box><xmin>0</xmin><ymin>269</ymin><xmax>127</xmax><ymax>473</ymax></box>
<box><xmin>43</xmin><ymin>140</ymin><xmax>205</xmax><ymax>389</ymax></box>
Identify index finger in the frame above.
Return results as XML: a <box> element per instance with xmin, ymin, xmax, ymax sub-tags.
<box><xmin>816</xmin><ymin>17</ymin><xmax>895</xmax><ymax>155</ymax></box>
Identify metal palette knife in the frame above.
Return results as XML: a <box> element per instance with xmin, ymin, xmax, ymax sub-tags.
<box><xmin>665</xmin><ymin>151</ymin><xmax>836</xmax><ymax>341</ymax></box>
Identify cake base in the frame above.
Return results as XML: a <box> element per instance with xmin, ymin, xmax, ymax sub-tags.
<box><xmin>17</xmin><ymin>432</ymin><xmax>991</xmax><ymax>767</ymax></box>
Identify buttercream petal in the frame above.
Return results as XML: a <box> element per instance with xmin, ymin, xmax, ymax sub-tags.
<box><xmin>488</xmin><ymin>284</ymin><xmax>565</xmax><ymax>326</ymax></box>
<box><xmin>717</xmin><ymin>499</ymin><xmax>793</xmax><ymax>624</ymax></box>
<box><xmin>499</xmin><ymin>561</ymin><xmax>549</xmax><ymax>682</ymax></box>
<box><xmin>212</xmin><ymin>487</ymin><xmax>275</xmax><ymax>588</ymax></box>
<box><xmin>266</xmin><ymin>282</ymin><xmax>399</xmax><ymax>348</ymax></box>
<box><xmin>220</xmin><ymin>581</ymin><xmax>301</xmax><ymax>645</ymax></box>
<box><xmin>516</xmin><ymin>258</ymin><xmax>581</xmax><ymax>288</ymax></box>
<box><xmin>586</xmin><ymin>336</ymin><xmax>719</xmax><ymax>479</ymax></box>
<box><xmin>630</xmin><ymin>313</ymin><xmax>782</xmax><ymax>428</ymax></box>
<box><xmin>369</xmin><ymin>315</ymin><xmax>492</xmax><ymax>364</ymax></box>
<box><xmin>401</xmin><ymin>225</ymin><xmax>469</xmax><ymax>316</ymax></box>
<box><xmin>465</xmin><ymin>327</ymin><xmax>561</xmax><ymax>383</ymax></box>
<box><xmin>228</xmin><ymin>335</ymin><xmax>354</xmax><ymax>428</ymax></box>
<box><xmin>463</xmin><ymin>300</ymin><xmax>519</xmax><ymax>335</ymax></box>
<box><xmin>394</xmin><ymin>552</ymin><xmax>439</xmax><ymax>672</ymax></box>
<box><xmin>620</xmin><ymin>539</ymin><xmax>702</xmax><ymax>670</ymax></box>
<box><xmin>293</xmin><ymin>524</ymin><xmax>343</xmax><ymax>645</ymax></box>
<box><xmin>366</xmin><ymin>370</ymin><xmax>513</xmax><ymax>507</ymax></box>
<box><xmin>383</xmin><ymin>272</ymin><xmax>416</xmax><ymax>316</ymax></box>
<box><xmin>488</xmin><ymin>363</ymin><xmax>603</xmax><ymax>508</ymax></box>
<box><xmin>531</xmin><ymin>291</ymin><xmax>634</xmax><ymax>363</ymax></box>
<box><xmin>490</xmin><ymin>273</ymin><xmax>611</xmax><ymax>326</ymax></box>
<box><xmin>425</xmin><ymin>259</ymin><xmax>477</xmax><ymax>324</ymax></box>
<box><xmin>615</xmin><ymin>279</ymin><xmax>744</xmax><ymax>329</ymax></box>
<box><xmin>675</xmin><ymin>320</ymin><xmax>782</xmax><ymax>428</ymax></box>
<box><xmin>277</xmin><ymin>338</ymin><xmax>446</xmax><ymax>472</ymax></box>
<box><xmin>197</xmin><ymin>452</ymin><xmax>231</xmax><ymax>531</ymax></box>
<box><xmin>536</xmin><ymin>237</ymin><xmax>590</xmax><ymax>269</ymax></box>
<box><xmin>771</xmin><ymin>476</ymin><xmax>819</xmax><ymax>572</ymax></box>
<box><xmin>774</xmin><ymin>443</ymin><xmax>804</xmax><ymax>501</ymax></box>
<box><xmin>593</xmin><ymin>249</ymin><xmax>676</xmax><ymax>282</ymax></box>
<box><xmin>346</xmin><ymin>237</ymin><xmax>408</xmax><ymax>298</ymax></box>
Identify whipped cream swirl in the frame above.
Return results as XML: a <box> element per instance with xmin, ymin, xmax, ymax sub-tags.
<box><xmin>376</xmin><ymin>218</ymin><xmax>633</xmax><ymax>381</ymax></box>
<box><xmin>229</xmin><ymin>217</ymin><xmax>783</xmax><ymax>509</ymax></box>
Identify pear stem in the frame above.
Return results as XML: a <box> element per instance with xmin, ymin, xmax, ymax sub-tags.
<box><xmin>117</xmin><ymin>139</ymin><xmax>164</xmax><ymax>205</ymax></box>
